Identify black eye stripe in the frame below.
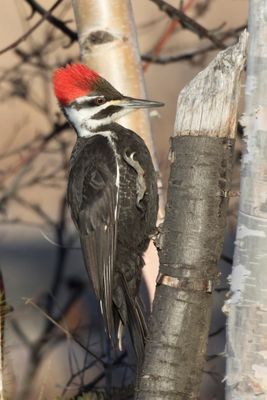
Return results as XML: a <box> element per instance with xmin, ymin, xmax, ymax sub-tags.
<box><xmin>70</xmin><ymin>97</ymin><xmax>106</xmax><ymax>110</ymax></box>
<box><xmin>70</xmin><ymin>99</ymin><xmax>95</xmax><ymax>110</ymax></box>
<box><xmin>92</xmin><ymin>105</ymin><xmax>122</xmax><ymax>120</ymax></box>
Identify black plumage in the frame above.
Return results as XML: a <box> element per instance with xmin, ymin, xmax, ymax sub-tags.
<box><xmin>67</xmin><ymin>123</ymin><xmax>158</xmax><ymax>362</ymax></box>
<box><xmin>53</xmin><ymin>63</ymin><xmax>162</xmax><ymax>364</ymax></box>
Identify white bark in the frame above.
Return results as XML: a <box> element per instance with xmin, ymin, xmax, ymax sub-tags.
<box><xmin>71</xmin><ymin>1</ymin><xmax>163</xmax><ymax>302</ymax></box>
<box><xmin>226</xmin><ymin>1</ymin><xmax>267</xmax><ymax>398</ymax></box>
<box><xmin>71</xmin><ymin>0</ymin><xmax>158</xmax><ymax>167</ymax></box>
<box><xmin>0</xmin><ymin>271</ymin><xmax>14</xmax><ymax>400</ymax></box>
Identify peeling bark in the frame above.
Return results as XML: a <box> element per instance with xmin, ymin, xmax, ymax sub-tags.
<box><xmin>136</xmin><ymin>32</ymin><xmax>247</xmax><ymax>400</ymax></box>
<box><xmin>226</xmin><ymin>2</ymin><xmax>267</xmax><ymax>399</ymax></box>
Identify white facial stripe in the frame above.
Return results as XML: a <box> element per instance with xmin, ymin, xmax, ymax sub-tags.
<box><xmin>65</xmin><ymin>101</ymin><xmax>130</xmax><ymax>138</ymax></box>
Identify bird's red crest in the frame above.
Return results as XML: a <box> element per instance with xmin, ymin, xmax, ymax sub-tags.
<box><xmin>53</xmin><ymin>64</ymin><xmax>100</xmax><ymax>105</ymax></box>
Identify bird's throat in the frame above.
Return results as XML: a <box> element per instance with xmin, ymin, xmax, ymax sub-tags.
<box><xmin>64</xmin><ymin>106</ymin><xmax>113</xmax><ymax>137</ymax></box>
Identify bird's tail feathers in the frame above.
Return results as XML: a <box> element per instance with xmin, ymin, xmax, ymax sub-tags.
<box><xmin>119</xmin><ymin>274</ymin><xmax>148</xmax><ymax>365</ymax></box>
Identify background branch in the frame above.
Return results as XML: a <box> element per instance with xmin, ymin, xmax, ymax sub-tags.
<box><xmin>0</xmin><ymin>0</ymin><xmax>64</xmax><ymax>56</ymax></box>
<box><xmin>149</xmin><ymin>0</ymin><xmax>226</xmax><ymax>48</ymax></box>
<box><xmin>24</xmin><ymin>0</ymin><xmax>78</xmax><ymax>42</ymax></box>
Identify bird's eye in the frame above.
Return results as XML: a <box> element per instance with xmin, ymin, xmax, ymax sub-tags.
<box><xmin>95</xmin><ymin>97</ymin><xmax>106</xmax><ymax>106</ymax></box>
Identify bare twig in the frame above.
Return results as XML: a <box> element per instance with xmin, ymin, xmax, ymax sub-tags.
<box><xmin>0</xmin><ymin>0</ymin><xmax>64</xmax><ymax>56</ymax></box>
<box><xmin>0</xmin><ymin>122</ymin><xmax>68</xmax><ymax>183</ymax></box>
<box><xmin>149</xmin><ymin>0</ymin><xmax>226</xmax><ymax>48</ymax></box>
<box><xmin>142</xmin><ymin>44</ymin><xmax>214</xmax><ymax>64</ymax></box>
<box><xmin>142</xmin><ymin>23</ymin><xmax>246</xmax><ymax>64</ymax></box>
<box><xmin>24</xmin><ymin>0</ymin><xmax>77</xmax><ymax>42</ymax></box>
<box><xmin>23</xmin><ymin>297</ymin><xmax>104</xmax><ymax>364</ymax></box>
<box><xmin>143</xmin><ymin>0</ymin><xmax>195</xmax><ymax>71</ymax></box>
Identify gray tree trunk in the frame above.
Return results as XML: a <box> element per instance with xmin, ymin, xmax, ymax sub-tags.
<box><xmin>136</xmin><ymin>33</ymin><xmax>247</xmax><ymax>400</ymax></box>
<box><xmin>226</xmin><ymin>1</ymin><xmax>267</xmax><ymax>399</ymax></box>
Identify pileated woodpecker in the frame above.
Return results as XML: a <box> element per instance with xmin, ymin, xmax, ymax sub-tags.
<box><xmin>53</xmin><ymin>64</ymin><xmax>163</xmax><ymax>362</ymax></box>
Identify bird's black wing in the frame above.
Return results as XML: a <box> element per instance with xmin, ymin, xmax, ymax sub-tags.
<box><xmin>67</xmin><ymin>136</ymin><xmax>118</xmax><ymax>338</ymax></box>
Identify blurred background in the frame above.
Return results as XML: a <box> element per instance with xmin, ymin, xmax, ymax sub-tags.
<box><xmin>0</xmin><ymin>1</ymin><xmax>248</xmax><ymax>399</ymax></box>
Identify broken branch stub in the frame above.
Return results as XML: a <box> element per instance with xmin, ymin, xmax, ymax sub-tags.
<box><xmin>136</xmin><ymin>31</ymin><xmax>247</xmax><ymax>400</ymax></box>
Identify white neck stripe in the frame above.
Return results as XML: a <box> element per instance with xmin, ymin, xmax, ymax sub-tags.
<box><xmin>64</xmin><ymin>102</ymin><xmax>130</xmax><ymax>138</ymax></box>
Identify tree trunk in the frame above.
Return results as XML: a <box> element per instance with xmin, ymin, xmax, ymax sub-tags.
<box><xmin>226</xmin><ymin>1</ymin><xmax>267</xmax><ymax>398</ymax></box>
<box><xmin>136</xmin><ymin>32</ymin><xmax>247</xmax><ymax>400</ymax></box>
<box><xmin>71</xmin><ymin>1</ymin><xmax>163</xmax><ymax>301</ymax></box>
<box><xmin>0</xmin><ymin>270</ymin><xmax>14</xmax><ymax>400</ymax></box>
<box><xmin>71</xmin><ymin>0</ymin><xmax>158</xmax><ymax>166</ymax></box>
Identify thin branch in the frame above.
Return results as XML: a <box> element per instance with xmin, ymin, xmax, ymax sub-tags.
<box><xmin>143</xmin><ymin>0</ymin><xmax>195</xmax><ymax>71</ymax></box>
<box><xmin>0</xmin><ymin>0</ymin><xmax>64</xmax><ymax>56</ymax></box>
<box><xmin>24</xmin><ymin>0</ymin><xmax>77</xmax><ymax>42</ymax></box>
<box><xmin>142</xmin><ymin>23</ymin><xmax>246</xmax><ymax>64</ymax></box>
<box><xmin>23</xmin><ymin>297</ymin><xmax>105</xmax><ymax>365</ymax></box>
<box><xmin>0</xmin><ymin>122</ymin><xmax>68</xmax><ymax>184</ymax></box>
<box><xmin>142</xmin><ymin>44</ymin><xmax>215</xmax><ymax>64</ymax></box>
<box><xmin>149</xmin><ymin>0</ymin><xmax>226</xmax><ymax>48</ymax></box>
<box><xmin>73</xmin><ymin>353</ymin><xmax>129</xmax><ymax>399</ymax></box>
<box><xmin>0</xmin><ymin>218</ymin><xmax>46</xmax><ymax>229</ymax></box>
<box><xmin>13</xmin><ymin>195</ymin><xmax>56</xmax><ymax>226</ymax></box>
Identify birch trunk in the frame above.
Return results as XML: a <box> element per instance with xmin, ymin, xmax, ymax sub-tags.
<box><xmin>136</xmin><ymin>33</ymin><xmax>247</xmax><ymax>400</ymax></box>
<box><xmin>226</xmin><ymin>1</ymin><xmax>267</xmax><ymax>398</ymax></box>
<box><xmin>71</xmin><ymin>0</ymin><xmax>162</xmax><ymax>301</ymax></box>
<box><xmin>71</xmin><ymin>0</ymin><xmax>157</xmax><ymax>166</ymax></box>
<box><xmin>0</xmin><ymin>270</ymin><xmax>14</xmax><ymax>400</ymax></box>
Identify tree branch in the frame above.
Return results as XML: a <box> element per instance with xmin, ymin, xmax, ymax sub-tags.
<box><xmin>143</xmin><ymin>0</ymin><xmax>195</xmax><ymax>71</ymax></box>
<box><xmin>0</xmin><ymin>0</ymin><xmax>64</xmax><ymax>56</ymax></box>
<box><xmin>142</xmin><ymin>23</ymin><xmax>246</xmax><ymax>64</ymax></box>
<box><xmin>0</xmin><ymin>121</ymin><xmax>68</xmax><ymax>184</ymax></box>
<box><xmin>149</xmin><ymin>0</ymin><xmax>226</xmax><ymax>49</ymax></box>
<box><xmin>24</xmin><ymin>0</ymin><xmax>77</xmax><ymax>42</ymax></box>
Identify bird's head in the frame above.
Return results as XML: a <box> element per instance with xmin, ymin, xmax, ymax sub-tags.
<box><xmin>53</xmin><ymin>63</ymin><xmax>164</xmax><ymax>137</ymax></box>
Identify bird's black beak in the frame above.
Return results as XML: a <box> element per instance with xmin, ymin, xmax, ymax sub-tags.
<box><xmin>120</xmin><ymin>96</ymin><xmax>164</xmax><ymax>109</ymax></box>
